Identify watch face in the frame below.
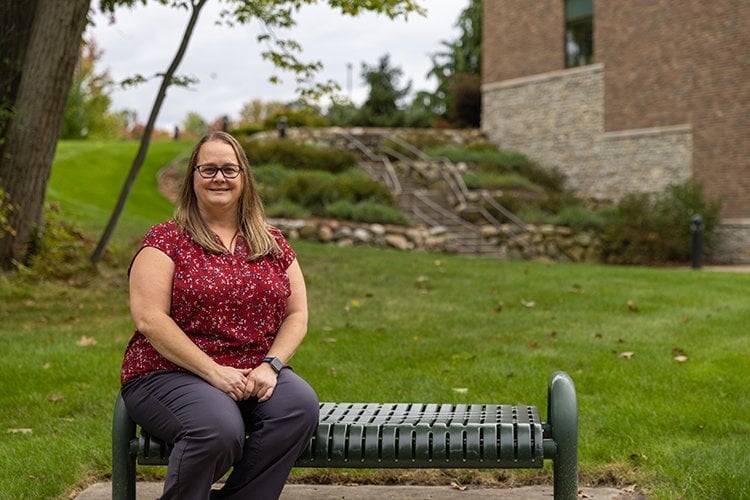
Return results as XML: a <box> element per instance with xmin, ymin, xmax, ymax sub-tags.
<box><xmin>268</xmin><ymin>357</ymin><xmax>283</xmax><ymax>372</ymax></box>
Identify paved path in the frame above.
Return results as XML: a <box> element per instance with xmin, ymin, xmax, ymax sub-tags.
<box><xmin>76</xmin><ymin>481</ymin><xmax>641</xmax><ymax>499</ymax></box>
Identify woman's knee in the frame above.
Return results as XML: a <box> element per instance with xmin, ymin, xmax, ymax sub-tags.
<box><xmin>285</xmin><ymin>372</ymin><xmax>319</xmax><ymax>431</ymax></box>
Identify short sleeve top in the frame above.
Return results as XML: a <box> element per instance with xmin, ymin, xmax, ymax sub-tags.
<box><xmin>120</xmin><ymin>220</ymin><xmax>296</xmax><ymax>385</ymax></box>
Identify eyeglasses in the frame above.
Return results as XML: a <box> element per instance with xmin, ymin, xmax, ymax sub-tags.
<box><xmin>194</xmin><ymin>164</ymin><xmax>243</xmax><ymax>179</ymax></box>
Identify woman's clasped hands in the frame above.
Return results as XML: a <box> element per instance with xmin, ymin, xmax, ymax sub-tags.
<box><xmin>208</xmin><ymin>363</ymin><xmax>278</xmax><ymax>402</ymax></box>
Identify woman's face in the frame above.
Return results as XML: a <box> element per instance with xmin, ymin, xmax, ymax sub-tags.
<box><xmin>193</xmin><ymin>140</ymin><xmax>244</xmax><ymax>215</ymax></box>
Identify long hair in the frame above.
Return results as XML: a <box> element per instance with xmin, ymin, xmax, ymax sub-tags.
<box><xmin>174</xmin><ymin>131</ymin><xmax>279</xmax><ymax>260</ymax></box>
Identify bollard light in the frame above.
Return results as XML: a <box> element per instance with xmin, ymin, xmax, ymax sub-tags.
<box><xmin>691</xmin><ymin>214</ymin><xmax>703</xmax><ymax>269</ymax></box>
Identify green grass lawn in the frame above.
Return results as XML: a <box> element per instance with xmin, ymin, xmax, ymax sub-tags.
<box><xmin>0</xmin><ymin>140</ymin><xmax>748</xmax><ymax>499</ymax></box>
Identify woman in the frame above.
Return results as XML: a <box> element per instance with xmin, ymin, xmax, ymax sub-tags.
<box><xmin>120</xmin><ymin>131</ymin><xmax>319</xmax><ymax>499</ymax></box>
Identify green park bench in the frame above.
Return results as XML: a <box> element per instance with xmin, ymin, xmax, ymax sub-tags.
<box><xmin>112</xmin><ymin>371</ymin><xmax>578</xmax><ymax>499</ymax></box>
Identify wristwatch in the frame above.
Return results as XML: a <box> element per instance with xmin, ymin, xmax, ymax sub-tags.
<box><xmin>262</xmin><ymin>356</ymin><xmax>284</xmax><ymax>374</ymax></box>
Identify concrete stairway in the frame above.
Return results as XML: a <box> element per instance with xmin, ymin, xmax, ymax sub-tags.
<box><xmin>339</xmin><ymin>131</ymin><xmax>526</xmax><ymax>257</ymax></box>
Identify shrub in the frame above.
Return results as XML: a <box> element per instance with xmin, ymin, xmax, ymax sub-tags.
<box><xmin>265</xmin><ymin>200</ymin><xmax>310</xmax><ymax>219</ymax></box>
<box><xmin>600</xmin><ymin>181</ymin><xmax>722</xmax><ymax>265</ymax></box>
<box><xmin>426</xmin><ymin>145</ymin><xmax>565</xmax><ymax>192</ymax></box>
<box><xmin>241</xmin><ymin>139</ymin><xmax>358</xmax><ymax>173</ymax></box>
<box><xmin>325</xmin><ymin>200</ymin><xmax>410</xmax><ymax>225</ymax></box>
<box><xmin>549</xmin><ymin>204</ymin><xmax>615</xmax><ymax>231</ymax></box>
<box><xmin>262</xmin><ymin>109</ymin><xmax>328</xmax><ymax>129</ymax></box>
<box><xmin>229</xmin><ymin>123</ymin><xmax>265</xmax><ymax>137</ymax></box>
<box><xmin>279</xmin><ymin>170</ymin><xmax>338</xmax><ymax>211</ymax></box>
<box><xmin>463</xmin><ymin>171</ymin><xmax>543</xmax><ymax>192</ymax></box>
<box><xmin>0</xmin><ymin>186</ymin><xmax>16</xmax><ymax>238</ymax></box>
<box><xmin>23</xmin><ymin>203</ymin><xmax>114</xmax><ymax>280</ymax></box>
<box><xmin>278</xmin><ymin>169</ymin><xmax>394</xmax><ymax>214</ymax></box>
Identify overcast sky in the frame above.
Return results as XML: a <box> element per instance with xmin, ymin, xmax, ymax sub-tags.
<box><xmin>86</xmin><ymin>1</ymin><xmax>468</xmax><ymax>131</ymax></box>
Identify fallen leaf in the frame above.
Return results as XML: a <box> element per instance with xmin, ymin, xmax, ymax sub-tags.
<box><xmin>627</xmin><ymin>300</ymin><xmax>639</xmax><ymax>312</ymax></box>
<box><xmin>618</xmin><ymin>351</ymin><xmax>635</xmax><ymax>359</ymax></box>
<box><xmin>7</xmin><ymin>428</ymin><xmax>33</xmax><ymax>434</ymax></box>
<box><xmin>493</xmin><ymin>303</ymin><xmax>504</xmax><ymax>313</ymax></box>
<box><xmin>24</xmin><ymin>299</ymin><xmax>36</xmax><ymax>307</ymax></box>
<box><xmin>76</xmin><ymin>336</ymin><xmax>97</xmax><ymax>346</ymax></box>
<box><xmin>329</xmin><ymin>367</ymin><xmax>337</xmax><ymax>377</ymax></box>
<box><xmin>527</xmin><ymin>342</ymin><xmax>539</xmax><ymax>349</ymax></box>
<box><xmin>450</xmin><ymin>481</ymin><xmax>467</xmax><ymax>491</ymax></box>
<box><xmin>42</xmin><ymin>362</ymin><xmax>51</xmax><ymax>369</ymax></box>
<box><xmin>593</xmin><ymin>333</ymin><xmax>603</xmax><ymax>340</ymax></box>
<box><xmin>674</xmin><ymin>355</ymin><xmax>688</xmax><ymax>362</ymax></box>
<box><xmin>549</xmin><ymin>331</ymin><xmax>558</xmax><ymax>338</ymax></box>
<box><xmin>578</xmin><ymin>490</ymin><xmax>591</xmax><ymax>498</ymax></box>
<box><xmin>452</xmin><ymin>387</ymin><xmax>468</xmax><ymax>394</ymax></box>
<box><xmin>521</xmin><ymin>299</ymin><xmax>536</xmax><ymax>308</ymax></box>
<box><xmin>48</xmin><ymin>394</ymin><xmax>65</xmax><ymax>403</ymax></box>
<box><xmin>616</xmin><ymin>338</ymin><xmax>625</xmax><ymax>344</ymax></box>
<box><xmin>622</xmin><ymin>485</ymin><xmax>637</xmax><ymax>493</ymax></box>
<box><xmin>321</xmin><ymin>337</ymin><xmax>337</xmax><ymax>344</ymax></box>
<box><xmin>568</xmin><ymin>284</ymin><xmax>583</xmax><ymax>293</ymax></box>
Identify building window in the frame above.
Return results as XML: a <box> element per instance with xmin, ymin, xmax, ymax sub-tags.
<box><xmin>565</xmin><ymin>0</ymin><xmax>593</xmax><ymax>68</ymax></box>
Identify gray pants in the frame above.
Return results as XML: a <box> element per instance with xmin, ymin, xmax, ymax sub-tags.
<box><xmin>121</xmin><ymin>369</ymin><xmax>319</xmax><ymax>500</ymax></box>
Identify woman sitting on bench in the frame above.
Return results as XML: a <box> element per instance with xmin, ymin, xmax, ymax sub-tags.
<box><xmin>118</xmin><ymin>131</ymin><xmax>319</xmax><ymax>500</ymax></box>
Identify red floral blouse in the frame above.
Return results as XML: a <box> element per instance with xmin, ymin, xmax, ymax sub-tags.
<box><xmin>120</xmin><ymin>220</ymin><xmax>296</xmax><ymax>385</ymax></box>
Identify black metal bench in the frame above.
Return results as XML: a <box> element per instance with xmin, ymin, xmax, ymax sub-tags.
<box><xmin>112</xmin><ymin>371</ymin><xmax>578</xmax><ymax>499</ymax></box>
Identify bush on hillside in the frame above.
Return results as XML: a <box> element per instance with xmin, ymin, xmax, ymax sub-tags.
<box><xmin>426</xmin><ymin>145</ymin><xmax>566</xmax><ymax>192</ymax></box>
<box><xmin>0</xmin><ymin>186</ymin><xmax>15</xmax><ymax>239</ymax></box>
<box><xmin>262</xmin><ymin>109</ymin><xmax>328</xmax><ymax>129</ymax></box>
<box><xmin>241</xmin><ymin>139</ymin><xmax>358</xmax><ymax>173</ymax></box>
<box><xmin>22</xmin><ymin>203</ymin><xmax>118</xmax><ymax>281</ymax></box>
<box><xmin>326</xmin><ymin>200</ymin><xmax>409</xmax><ymax>225</ymax></box>
<box><xmin>279</xmin><ymin>169</ymin><xmax>393</xmax><ymax>212</ymax></box>
<box><xmin>229</xmin><ymin>123</ymin><xmax>265</xmax><ymax>137</ymax></box>
<box><xmin>600</xmin><ymin>181</ymin><xmax>722</xmax><ymax>264</ymax></box>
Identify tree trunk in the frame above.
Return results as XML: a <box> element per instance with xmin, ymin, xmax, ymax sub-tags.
<box><xmin>0</xmin><ymin>0</ymin><xmax>38</xmax><ymax>146</ymax></box>
<box><xmin>91</xmin><ymin>0</ymin><xmax>207</xmax><ymax>263</ymax></box>
<box><xmin>0</xmin><ymin>0</ymin><xmax>90</xmax><ymax>268</ymax></box>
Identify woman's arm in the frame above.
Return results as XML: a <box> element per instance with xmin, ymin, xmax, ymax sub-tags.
<box><xmin>129</xmin><ymin>246</ymin><xmax>250</xmax><ymax>400</ymax></box>
<box><xmin>244</xmin><ymin>258</ymin><xmax>308</xmax><ymax>401</ymax></box>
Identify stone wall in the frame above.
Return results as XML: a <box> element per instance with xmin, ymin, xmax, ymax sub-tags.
<box><xmin>271</xmin><ymin>218</ymin><xmax>601</xmax><ymax>263</ymax></box>
<box><xmin>710</xmin><ymin>220</ymin><xmax>750</xmax><ymax>264</ymax></box>
<box><xmin>251</xmin><ymin>127</ymin><xmax>486</xmax><ymax>148</ymax></box>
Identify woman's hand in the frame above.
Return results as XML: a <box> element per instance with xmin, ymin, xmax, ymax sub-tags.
<box><xmin>242</xmin><ymin>364</ymin><xmax>278</xmax><ymax>402</ymax></box>
<box><xmin>206</xmin><ymin>365</ymin><xmax>252</xmax><ymax>401</ymax></box>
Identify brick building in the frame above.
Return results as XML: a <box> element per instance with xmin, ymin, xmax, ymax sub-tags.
<box><xmin>481</xmin><ymin>0</ymin><xmax>750</xmax><ymax>263</ymax></box>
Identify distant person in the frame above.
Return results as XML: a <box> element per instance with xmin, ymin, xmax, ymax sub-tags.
<box><xmin>119</xmin><ymin>131</ymin><xmax>319</xmax><ymax>499</ymax></box>
<box><xmin>277</xmin><ymin>115</ymin><xmax>288</xmax><ymax>138</ymax></box>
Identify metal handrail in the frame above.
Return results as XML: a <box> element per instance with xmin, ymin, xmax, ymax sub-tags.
<box><xmin>387</xmin><ymin>134</ymin><xmax>527</xmax><ymax>234</ymax></box>
<box><xmin>336</xmin><ymin>130</ymin><xmax>402</xmax><ymax>195</ymax></box>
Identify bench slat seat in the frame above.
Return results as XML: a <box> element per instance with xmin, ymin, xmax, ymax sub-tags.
<box><xmin>113</xmin><ymin>371</ymin><xmax>578</xmax><ymax>500</ymax></box>
<box><xmin>297</xmin><ymin>403</ymin><xmax>544</xmax><ymax>468</ymax></box>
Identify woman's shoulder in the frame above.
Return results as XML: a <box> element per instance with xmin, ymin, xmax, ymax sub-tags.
<box><xmin>142</xmin><ymin>219</ymin><xmax>189</xmax><ymax>246</ymax></box>
<box><xmin>266</xmin><ymin>224</ymin><xmax>284</xmax><ymax>239</ymax></box>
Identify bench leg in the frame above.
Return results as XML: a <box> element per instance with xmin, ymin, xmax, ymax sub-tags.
<box><xmin>112</xmin><ymin>392</ymin><xmax>137</xmax><ymax>500</ymax></box>
<box><xmin>548</xmin><ymin>371</ymin><xmax>578</xmax><ymax>500</ymax></box>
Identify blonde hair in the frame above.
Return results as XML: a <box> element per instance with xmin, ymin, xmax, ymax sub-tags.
<box><xmin>175</xmin><ymin>131</ymin><xmax>280</xmax><ymax>260</ymax></box>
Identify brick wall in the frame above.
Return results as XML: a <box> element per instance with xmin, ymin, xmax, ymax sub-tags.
<box><xmin>482</xmin><ymin>0</ymin><xmax>750</xmax><ymax>261</ymax></box>
<box><xmin>482</xmin><ymin>0</ymin><xmax>564</xmax><ymax>83</ymax></box>
<box><xmin>597</xmin><ymin>0</ymin><xmax>750</xmax><ymax>219</ymax></box>
<box><xmin>482</xmin><ymin>64</ymin><xmax>692</xmax><ymax>200</ymax></box>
